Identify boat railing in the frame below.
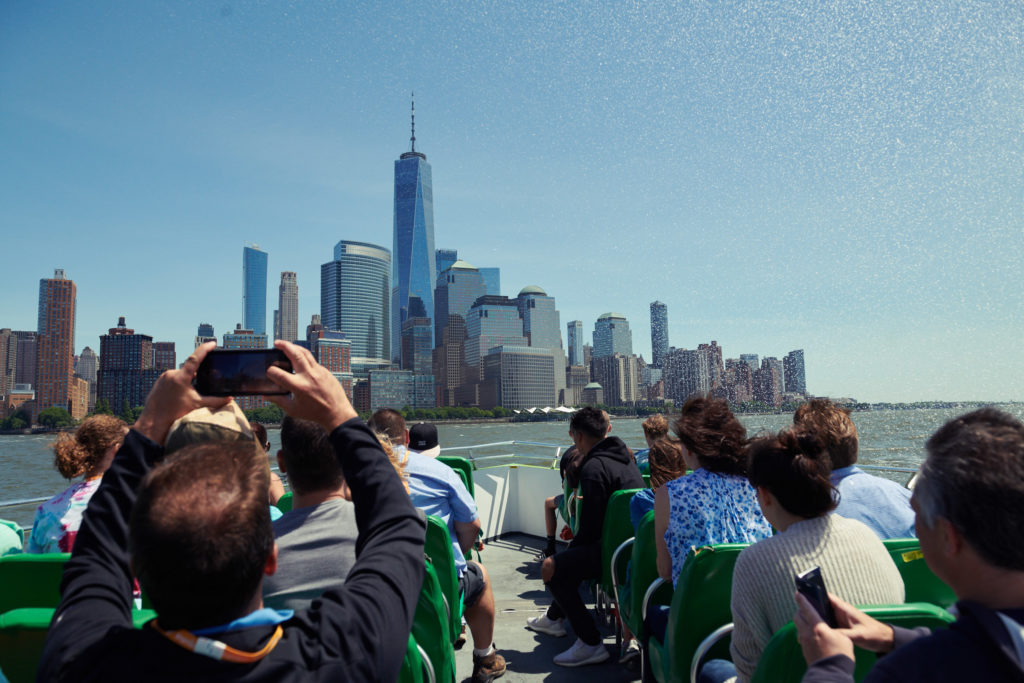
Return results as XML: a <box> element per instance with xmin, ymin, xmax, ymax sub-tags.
<box><xmin>439</xmin><ymin>440</ymin><xmax>567</xmax><ymax>470</ymax></box>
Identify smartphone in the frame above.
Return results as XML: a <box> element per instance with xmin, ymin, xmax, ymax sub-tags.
<box><xmin>194</xmin><ymin>349</ymin><xmax>292</xmax><ymax>396</ymax></box>
<box><xmin>795</xmin><ymin>566</ymin><xmax>838</xmax><ymax>628</ymax></box>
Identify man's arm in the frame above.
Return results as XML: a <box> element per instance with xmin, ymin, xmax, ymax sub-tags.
<box><xmin>39</xmin><ymin>343</ymin><xmax>230</xmax><ymax>681</ymax></box>
<box><xmin>455</xmin><ymin>518</ymin><xmax>482</xmax><ymax>555</ymax></box>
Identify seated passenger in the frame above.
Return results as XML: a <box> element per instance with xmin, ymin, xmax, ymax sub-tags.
<box><xmin>526</xmin><ymin>406</ymin><xmax>645</xmax><ymax>668</ymax></box>
<box><xmin>630</xmin><ymin>436</ymin><xmax>685</xmax><ymax>530</ymax></box>
<box><xmin>38</xmin><ymin>340</ymin><xmax>425</xmax><ymax>682</ymax></box>
<box><xmin>251</xmin><ymin>421</ymin><xmax>285</xmax><ymax>505</ymax></box>
<box><xmin>794</xmin><ymin>399</ymin><xmax>915</xmax><ymax>539</ymax></box>
<box><xmin>262</xmin><ymin>416</ymin><xmax>358</xmax><ymax>611</ymax></box>
<box><xmin>409</xmin><ymin>421</ymin><xmax>441</xmax><ymax>458</ymax></box>
<box><xmin>28</xmin><ymin>414</ymin><xmax>127</xmax><ymax>554</ymax></box>
<box><xmin>796</xmin><ymin>408</ymin><xmax>1024</xmax><ymax>683</ymax></box>
<box><xmin>634</xmin><ymin>413</ymin><xmax>670</xmax><ymax>474</ymax></box>
<box><xmin>654</xmin><ymin>397</ymin><xmax>771</xmax><ymax>588</ymax></box>
<box><xmin>538</xmin><ymin>445</ymin><xmax>583</xmax><ymax>559</ymax></box>
<box><xmin>368</xmin><ymin>408</ymin><xmax>507</xmax><ymax>683</ymax></box>
<box><xmin>704</xmin><ymin>430</ymin><xmax>904</xmax><ymax>683</ymax></box>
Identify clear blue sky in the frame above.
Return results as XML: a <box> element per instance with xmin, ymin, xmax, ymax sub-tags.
<box><xmin>1</xmin><ymin>1</ymin><xmax>1021</xmax><ymax>403</ymax></box>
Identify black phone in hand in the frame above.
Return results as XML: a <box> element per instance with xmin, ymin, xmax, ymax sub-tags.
<box><xmin>796</xmin><ymin>566</ymin><xmax>838</xmax><ymax>628</ymax></box>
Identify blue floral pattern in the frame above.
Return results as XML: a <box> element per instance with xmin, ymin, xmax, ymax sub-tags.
<box><xmin>664</xmin><ymin>468</ymin><xmax>772</xmax><ymax>586</ymax></box>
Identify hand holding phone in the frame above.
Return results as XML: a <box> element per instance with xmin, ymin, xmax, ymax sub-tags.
<box><xmin>194</xmin><ymin>349</ymin><xmax>293</xmax><ymax>396</ymax></box>
<box><xmin>795</xmin><ymin>566</ymin><xmax>838</xmax><ymax>628</ymax></box>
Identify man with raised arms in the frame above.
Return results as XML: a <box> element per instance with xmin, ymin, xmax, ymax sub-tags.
<box><xmin>795</xmin><ymin>407</ymin><xmax>1024</xmax><ymax>681</ymax></box>
<box><xmin>38</xmin><ymin>341</ymin><xmax>424</xmax><ymax>682</ymax></box>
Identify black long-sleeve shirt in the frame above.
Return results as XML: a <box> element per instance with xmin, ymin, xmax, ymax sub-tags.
<box><xmin>38</xmin><ymin>418</ymin><xmax>425</xmax><ymax>683</ymax></box>
<box><xmin>570</xmin><ymin>436</ymin><xmax>644</xmax><ymax>549</ymax></box>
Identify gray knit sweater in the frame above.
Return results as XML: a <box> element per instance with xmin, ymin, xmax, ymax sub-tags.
<box><xmin>729</xmin><ymin>514</ymin><xmax>905</xmax><ymax>682</ymax></box>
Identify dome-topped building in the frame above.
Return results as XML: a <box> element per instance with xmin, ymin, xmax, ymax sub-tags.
<box><xmin>517</xmin><ymin>285</ymin><xmax>547</xmax><ymax>297</ymax></box>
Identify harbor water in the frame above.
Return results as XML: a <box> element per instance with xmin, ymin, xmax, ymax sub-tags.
<box><xmin>1</xmin><ymin>405</ymin><xmax>1020</xmax><ymax>529</ymax></box>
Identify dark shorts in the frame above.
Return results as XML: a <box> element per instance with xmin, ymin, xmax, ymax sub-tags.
<box><xmin>459</xmin><ymin>560</ymin><xmax>487</xmax><ymax>608</ymax></box>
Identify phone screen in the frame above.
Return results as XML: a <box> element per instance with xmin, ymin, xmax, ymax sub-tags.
<box><xmin>194</xmin><ymin>349</ymin><xmax>292</xmax><ymax>396</ymax></box>
<box><xmin>795</xmin><ymin>566</ymin><xmax>838</xmax><ymax>628</ymax></box>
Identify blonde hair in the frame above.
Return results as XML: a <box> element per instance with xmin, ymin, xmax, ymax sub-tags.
<box><xmin>642</xmin><ymin>414</ymin><xmax>670</xmax><ymax>441</ymax></box>
<box><xmin>52</xmin><ymin>415</ymin><xmax>128</xmax><ymax>479</ymax></box>
<box><xmin>375</xmin><ymin>433</ymin><xmax>410</xmax><ymax>493</ymax></box>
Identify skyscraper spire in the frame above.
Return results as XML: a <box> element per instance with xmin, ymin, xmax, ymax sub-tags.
<box><xmin>410</xmin><ymin>92</ymin><xmax>416</xmax><ymax>153</ymax></box>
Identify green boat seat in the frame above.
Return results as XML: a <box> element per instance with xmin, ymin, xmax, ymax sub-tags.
<box><xmin>398</xmin><ymin>633</ymin><xmax>428</xmax><ymax>683</ymax></box>
<box><xmin>646</xmin><ymin>543</ymin><xmax>748</xmax><ymax>683</ymax></box>
<box><xmin>275</xmin><ymin>491</ymin><xmax>293</xmax><ymax>513</ymax></box>
<box><xmin>883</xmin><ymin>538</ymin><xmax>956</xmax><ymax>608</ymax></box>
<box><xmin>437</xmin><ymin>455</ymin><xmax>475</xmax><ymax>500</ymax></box>
<box><xmin>0</xmin><ymin>607</ymin><xmax>156</xmax><ymax>683</ymax></box>
<box><xmin>0</xmin><ymin>553</ymin><xmax>70</xmax><ymax>613</ymax></box>
<box><xmin>424</xmin><ymin>515</ymin><xmax>463</xmax><ymax>645</ymax></box>
<box><xmin>414</xmin><ymin>560</ymin><xmax>456</xmax><ymax>683</ymax></box>
<box><xmin>600</xmin><ymin>488</ymin><xmax>644</xmax><ymax>600</ymax></box>
<box><xmin>749</xmin><ymin>602</ymin><xmax>956</xmax><ymax>683</ymax></box>
<box><xmin>614</xmin><ymin>511</ymin><xmax>659</xmax><ymax>642</ymax></box>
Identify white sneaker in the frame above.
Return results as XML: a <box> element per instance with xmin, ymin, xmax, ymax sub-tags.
<box><xmin>618</xmin><ymin>638</ymin><xmax>640</xmax><ymax>664</ymax></box>
<box><xmin>553</xmin><ymin>638</ymin><xmax>610</xmax><ymax>667</ymax></box>
<box><xmin>525</xmin><ymin>614</ymin><xmax>567</xmax><ymax>637</ymax></box>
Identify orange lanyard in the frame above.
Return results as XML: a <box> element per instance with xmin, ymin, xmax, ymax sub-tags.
<box><xmin>153</xmin><ymin>622</ymin><xmax>283</xmax><ymax>664</ymax></box>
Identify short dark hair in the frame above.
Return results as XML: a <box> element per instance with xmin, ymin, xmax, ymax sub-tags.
<box><xmin>793</xmin><ymin>399</ymin><xmax>859</xmax><ymax>468</ymax></box>
<box><xmin>129</xmin><ymin>442</ymin><xmax>272</xmax><ymax>629</ymax></box>
<box><xmin>747</xmin><ymin>429</ymin><xmax>837</xmax><ymax>518</ymax></box>
<box><xmin>280</xmin><ymin>416</ymin><xmax>343</xmax><ymax>495</ymax></box>
<box><xmin>915</xmin><ymin>408</ymin><xmax>1024</xmax><ymax>571</ymax></box>
<box><xmin>569</xmin><ymin>406</ymin><xmax>609</xmax><ymax>440</ymax></box>
<box><xmin>673</xmin><ymin>396</ymin><xmax>748</xmax><ymax>476</ymax></box>
<box><xmin>250</xmin><ymin>422</ymin><xmax>270</xmax><ymax>450</ymax></box>
<box><xmin>368</xmin><ymin>408</ymin><xmax>406</xmax><ymax>442</ymax></box>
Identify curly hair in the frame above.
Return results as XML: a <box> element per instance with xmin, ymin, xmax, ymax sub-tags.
<box><xmin>52</xmin><ymin>415</ymin><xmax>128</xmax><ymax>479</ymax></box>
<box><xmin>642</xmin><ymin>414</ymin><xmax>670</xmax><ymax>442</ymax></box>
<box><xmin>793</xmin><ymin>399</ymin><xmax>858</xmax><ymax>468</ymax></box>
<box><xmin>673</xmin><ymin>396</ymin><xmax>749</xmax><ymax>476</ymax></box>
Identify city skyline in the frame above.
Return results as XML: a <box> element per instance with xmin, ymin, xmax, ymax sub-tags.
<box><xmin>2</xmin><ymin>4</ymin><xmax>1021</xmax><ymax>403</ymax></box>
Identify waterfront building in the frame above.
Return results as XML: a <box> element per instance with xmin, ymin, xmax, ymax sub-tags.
<box><xmin>754</xmin><ymin>357</ymin><xmax>785</xmax><ymax>407</ymax></box>
<box><xmin>581</xmin><ymin>382</ymin><xmax>604</xmax><ymax>406</ymax></box>
<box><xmin>4</xmin><ymin>385</ymin><xmax>34</xmax><ymax>419</ymax></box>
<box><xmin>433</xmin><ymin>317</ymin><xmax>468</xmax><ymax>407</ymax></box>
<box><xmin>516</xmin><ymin>286</ymin><xmax>567</xmax><ymax>401</ymax></box>
<box><xmin>464</xmin><ymin>296</ymin><xmax>526</xmax><ymax>380</ymax></box>
<box><xmin>662</xmin><ymin>347</ymin><xmax>712</xmax><ymax>404</ymax></box>
<box><xmin>276</xmin><ymin>271</ymin><xmax>299</xmax><ymax>342</ymax></box>
<box><xmin>321</xmin><ymin>240</ymin><xmax>391</xmax><ymax>364</ymax></box>
<box><xmin>0</xmin><ymin>329</ymin><xmax>15</xmax><ymax>398</ymax></box>
<box><xmin>97</xmin><ymin>317</ymin><xmax>160</xmax><ymax>413</ymax></box>
<box><xmin>481</xmin><ymin>345</ymin><xmax>555</xmax><ymax>410</ymax></box>
<box><xmin>480</xmin><ymin>268</ymin><xmax>501</xmax><ymax>296</ymax></box>
<box><xmin>13</xmin><ymin>331</ymin><xmax>37</xmax><ymax>387</ymax></box>
<box><xmin>436</xmin><ymin>248</ymin><xmax>458</xmax><ymax>275</ymax></box>
<box><xmin>401</xmin><ymin>316</ymin><xmax>435</xmax><ymax>409</ymax></box>
<box><xmin>316</xmin><ymin>332</ymin><xmax>353</xmax><ymax>398</ymax></box>
<box><xmin>723</xmin><ymin>358</ymin><xmax>754</xmax><ymax>404</ymax></box>
<box><xmin>433</xmin><ymin>260</ymin><xmax>487</xmax><ymax>354</ymax></box>
<box><xmin>35</xmin><ymin>270</ymin><xmax>76</xmax><ymax>419</ymax></box>
<box><xmin>697</xmin><ymin>341</ymin><xmax>724</xmax><ymax>389</ymax></box>
<box><xmin>740</xmin><ymin>353</ymin><xmax>759</xmax><ymax>372</ymax></box>
<box><xmin>243</xmin><ymin>245</ymin><xmax>268</xmax><ymax>336</ymax></box>
<box><xmin>368</xmin><ymin>369</ymin><xmax>414</xmax><ymax>411</ymax></box>
<box><xmin>564</xmin><ymin>365</ymin><xmax>592</xmax><ymax>406</ymax></box>
<box><xmin>77</xmin><ymin>346</ymin><xmax>98</xmax><ymax>410</ymax></box>
<box><xmin>650</xmin><ymin>301</ymin><xmax>668</xmax><ymax>368</ymax></box>
<box><xmin>567</xmin><ymin>320</ymin><xmax>584</xmax><ymax>367</ymax></box>
<box><xmin>583</xmin><ymin>343</ymin><xmax>593</xmax><ymax>367</ymax></box>
<box><xmin>590</xmin><ymin>353</ymin><xmax>640</xmax><ymax>406</ymax></box>
<box><xmin>153</xmin><ymin>342</ymin><xmax>176</xmax><ymax>372</ymax></box>
<box><xmin>392</xmin><ymin>98</ymin><xmax>436</xmax><ymax>360</ymax></box>
<box><xmin>195</xmin><ymin>323</ymin><xmax>216</xmax><ymax>349</ymax></box>
<box><xmin>784</xmin><ymin>349</ymin><xmax>807</xmax><ymax>395</ymax></box>
<box><xmin>592</xmin><ymin>313</ymin><xmax>632</xmax><ymax>358</ymax></box>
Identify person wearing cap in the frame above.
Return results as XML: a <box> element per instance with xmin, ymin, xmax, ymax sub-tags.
<box><xmin>37</xmin><ymin>341</ymin><xmax>424</xmax><ymax>683</ymax></box>
<box><xmin>409</xmin><ymin>422</ymin><xmax>441</xmax><ymax>458</ymax></box>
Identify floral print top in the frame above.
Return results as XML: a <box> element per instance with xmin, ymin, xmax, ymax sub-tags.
<box><xmin>664</xmin><ymin>468</ymin><xmax>772</xmax><ymax>586</ymax></box>
<box><xmin>27</xmin><ymin>477</ymin><xmax>103</xmax><ymax>554</ymax></box>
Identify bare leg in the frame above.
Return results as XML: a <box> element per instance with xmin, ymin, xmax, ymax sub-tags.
<box><xmin>544</xmin><ymin>495</ymin><xmax>557</xmax><ymax>536</ymax></box>
<box><xmin>465</xmin><ymin>562</ymin><xmax>496</xmax><ymax>650</ymax></box>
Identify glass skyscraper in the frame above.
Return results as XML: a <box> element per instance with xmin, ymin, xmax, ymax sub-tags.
<box><xmin>392</xmin><ymin>104</ymin><xmax>436</xmax><ymax>361</ymax></box>
<box><xmin>243</xmin><ymin>245</ymin><xmax>268</xmax><ymax>336</ymax></box>
<box><xmin>516</xmin><ymin>285</ymin><xmax>566</xmax><ymax>398</ymax></box>
<box><xmin>434</xmin><ymin>259</ymin><xmax>487</xmax><ymax>346</ymax></box>
<box><xmin>464</xmin><ymin>295</ymin><xmax>526</xmax><ymax>378</ymax></box>
<box><xmin>650</xmin><ymin>301</ymin><xmax>668</xmax><ymax>368</ymax></box>
<box><xmin>593</xmin><ymin>312</ymin><xmax>633</xmax><ymax>358</ymax></box>
<box><xmin>567</xmin><ymin>320</ymin><xmax>584</xmax><ymax>367</ymax></box>
<box><xmin>321</xmin><ymin>240</ymin><xmax>391</xmax><ymax>362</ymax></box>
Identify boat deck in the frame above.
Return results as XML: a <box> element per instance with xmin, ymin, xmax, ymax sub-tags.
<box><xmin>453</xmin><ymin>533</ymin><xmax>641</xmax><ymax>682</ymax></box>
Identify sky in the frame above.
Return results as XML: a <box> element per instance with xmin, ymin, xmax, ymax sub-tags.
<box><xmin>1</xmin><ymin>1</ymin><xmax>1022</xmax><ymax>403</ymax></box>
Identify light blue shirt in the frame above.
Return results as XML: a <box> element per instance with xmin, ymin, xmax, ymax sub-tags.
<box><xmin>402</xmin><ymin>447</ymin><xmax>478</xmax><ymax>575</ymax></box>
<box><xmin>831</xmin><ymin>465</ymin><xmax>916</xmax><ymax>539</ymax></box>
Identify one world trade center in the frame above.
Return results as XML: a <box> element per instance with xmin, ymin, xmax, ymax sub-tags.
<box><xmin>392</xmin><ymin>95</ymin><xmax>436</xmax><ymax>362</ymax></box>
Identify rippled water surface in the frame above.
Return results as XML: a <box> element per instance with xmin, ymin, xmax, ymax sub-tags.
<box><xmin>2</xmin><ymin>405</ymin><xmax>1020</xmax><ymax>528</ymax></box>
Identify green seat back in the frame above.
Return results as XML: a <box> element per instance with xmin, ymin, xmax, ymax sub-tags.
<box><xmin>414</xmin><ymin>561</ymin><xmax>456</xmax><ymax>683</ymax></box>
<box><xmin>883</xmin><ymin>538</ymin><xmax>957</xmax><ymax>608</ymax></box>
<box><xmin>0</xmin><ymin>553</ymin><xmax>70</xmax><ymax>613</ymax></box>
<box><xmin>276</xmin><ymin>491</ymin><xmax>293</xmax><ymax>513</ymax></box>
<box><xmin>643</xmin><ymin>474</ymin><xmax>652</xmax><ymax>488</ymax></box>
<box><xmin>424</xmin><ymin>515</ymin><xmax>463</xmax><ymax>644</ymax></box>
<box><xmin>600</xmin><ymin>488</ymin><xmax>644</xmax><ymax>596</ymax></box>
<box><xmin>398</xmin><ymin>634</ymin><xmax>426</xmax><ymax>683</ymax></box>
<box><xmin>437</xmin><ymin>455</ymin><xmax>475</xmax><ymax>500</ymax></box>
<box><xmin>620</xmin><ymin>511</ymin><xmax>660</xmax><ymax>639</ymax></box>
<box><xmin>649</xmin><ymin>543</ymin><xmax>748</xmax><ymax>683</ymax></box>
<box><xmin>751</xmin><ymin>602</ymin><xmax>956</xmax><ymax>683</ymax></box>
<box><xmin>0</xmin><ymin>607</ymin><xmax>156</xmax><ymax>683</ymax></box>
